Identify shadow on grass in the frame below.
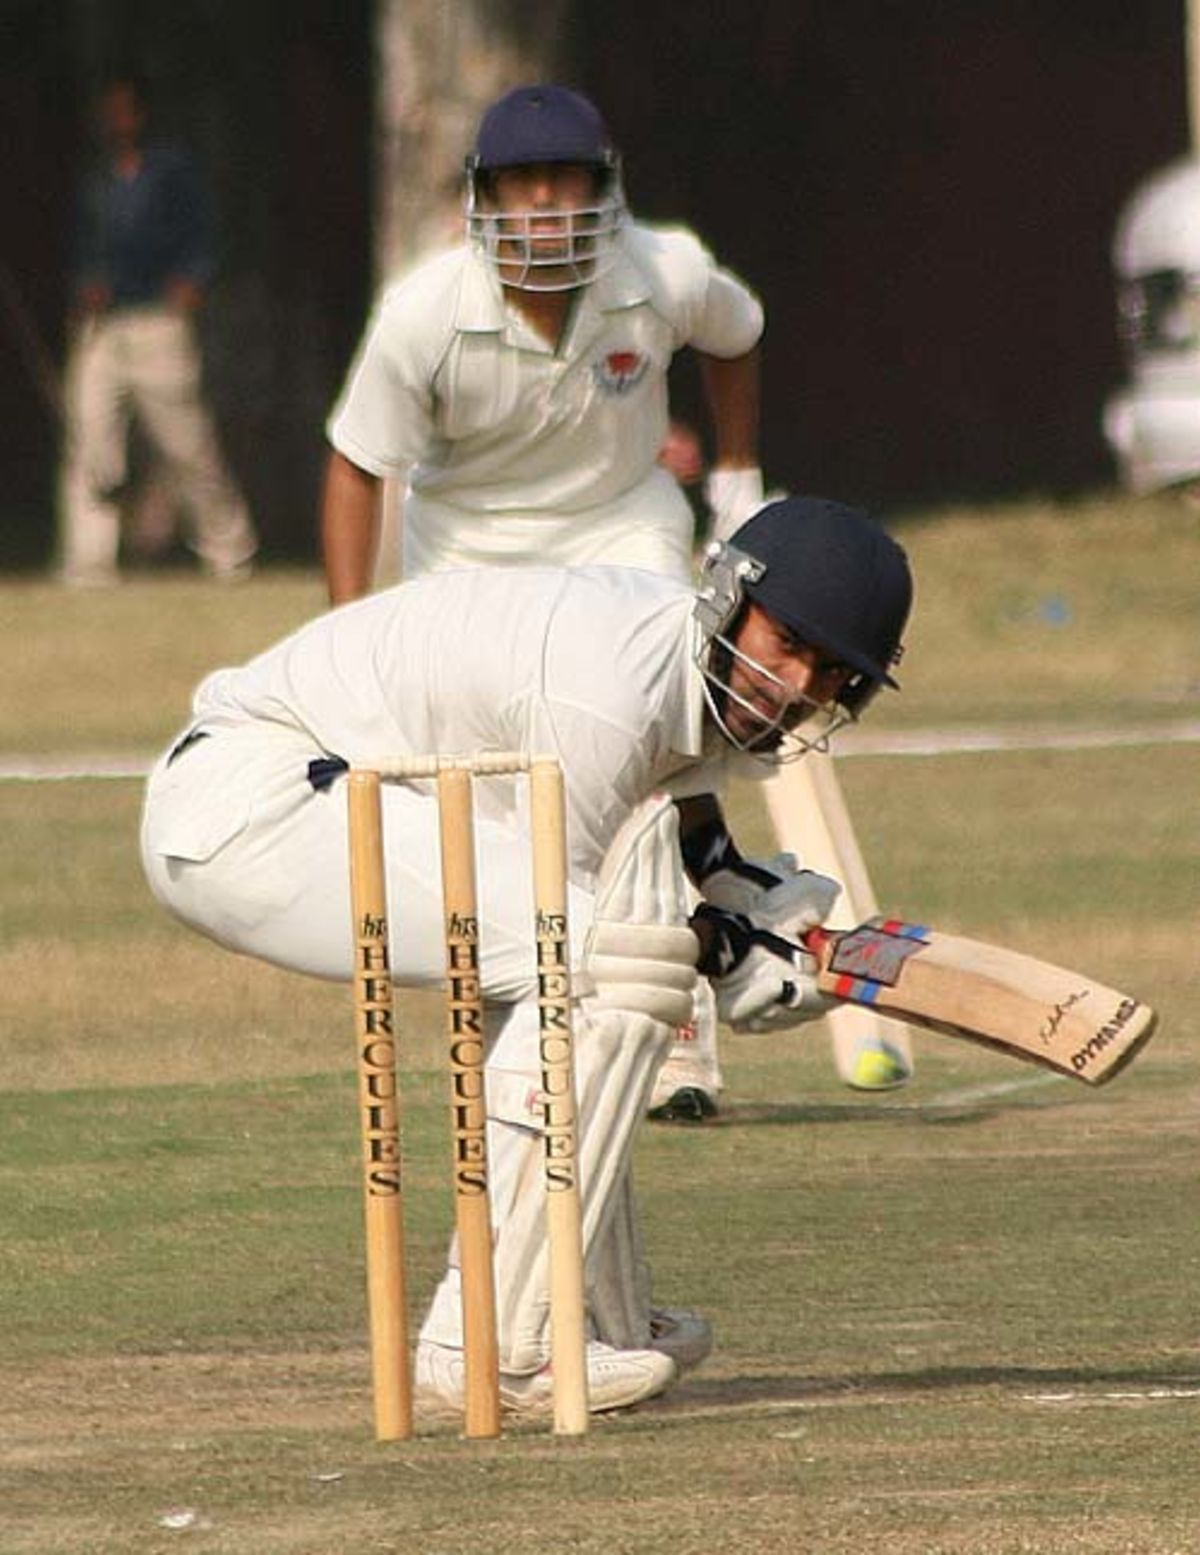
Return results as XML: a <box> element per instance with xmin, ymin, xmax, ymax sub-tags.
<box><xmin>697</xmin><ymin>1088</ymin><xmax>1072</xmax><ymax>1129</ymax></box>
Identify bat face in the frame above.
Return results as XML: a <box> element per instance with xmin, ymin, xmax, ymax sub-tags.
<box><xmin>804</xmin><ymin>918</ymin><xmax>1158</xmax><ymax>1085</ymax></box>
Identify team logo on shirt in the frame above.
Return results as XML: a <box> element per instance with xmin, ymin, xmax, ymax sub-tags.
<box><xmin>593</xmin><ymin>349</ymin><xmax>649</xmax><ymax>395</ymax></box>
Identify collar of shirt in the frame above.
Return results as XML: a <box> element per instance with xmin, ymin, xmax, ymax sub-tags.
<box><xmin>453</xmin><ymin>238</ymin><xmax>650</xmax><ymax>344</ymax></box>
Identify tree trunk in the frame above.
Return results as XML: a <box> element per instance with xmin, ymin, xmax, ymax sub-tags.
<box><xmin>372</xmin><ymin>0</ymin><xmax>572</xmax><ymax>282</ymax></box>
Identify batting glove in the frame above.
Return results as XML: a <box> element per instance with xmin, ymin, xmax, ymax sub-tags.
<box><xmin>704</xmin><ymin>854</ymin><xmax>841</xmax><ymax>930</ymax></box>
<box><xmin>692</xmin><ymin>904</ymin><xmax>833</xmax><ymax>1033</ymax></box>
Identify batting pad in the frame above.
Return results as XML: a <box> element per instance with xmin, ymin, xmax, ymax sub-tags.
<box><xmin>420</xmin><ymin>1000</ymin><xmax>675</xmax><ymax>1370</ymax></box>
<box><xmin>578</xmin><ymin>792</ymin><xmax>699</xmax><ymax>1025</ymax></box>
<box><xmin>591</xmin><ymin>790</ymin><xmax>695</xmax><ymax>928</ymax></box>
<box><xmin>587</xmin><ymin>1167</ymin><xmax>653</xmax><ymax>1350</ymax></box>
<box><xmin>420</xmin><ymin>793</ymin><xmax>699</xmax><ymax>1372</ymax></box>
<box><xmin>582</xmin><ymin>921</ymin><xmax>698</xmax><ymax>1026</ymax></box>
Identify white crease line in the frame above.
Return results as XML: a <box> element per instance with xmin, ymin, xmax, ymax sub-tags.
<box><xmin>1024</xmin><ymin>1388</ymin><xmax>1200</xmax><ymax>1404</ymax></box>
<box><xmin>915</xmin><ymin>1074</ymin><xmax>1064</xmax><ymax>1109</ymax></box>
<box><xmin>2</xmin><ymin>719</ymin><xmax>1198</xmax><ymax>781</ymax></box>
<box><xmin>840</xmin><ymin>719</ymin><xmax>1200</xmax><ymax>758</ymax></box>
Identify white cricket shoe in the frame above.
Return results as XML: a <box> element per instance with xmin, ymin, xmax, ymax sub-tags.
<box><xmin>415</xmin><ymin>1338</ymin><xmax>677</xmax><ymax>1416</ymax></box>
<box><xmin>648</xmin><ymin>1306</ymin><xmax>713</xmax><ymax>1371</ymax></box>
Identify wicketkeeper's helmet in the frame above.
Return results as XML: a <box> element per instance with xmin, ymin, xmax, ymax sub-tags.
<box><xmin>465</xmin><ymin>84</ymin><xmax>626</xmax><ymax>291</ymax></box>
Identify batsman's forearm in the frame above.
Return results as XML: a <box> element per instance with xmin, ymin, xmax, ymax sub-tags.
<box><xmin>675</xmin><ymin>793</ymin><xmax>737</xmax><ymax>886</ymax></box>
<box><xmin>321</xmin><ymin>451</ymin><xmax>382</xmax><ymax>605</ymax></box>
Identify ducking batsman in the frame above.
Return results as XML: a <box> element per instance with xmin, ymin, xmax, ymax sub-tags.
<box><xmin>140</xmin><ymin>494</ymin><xmax>913</xmax><ymax>1417</ymax></box>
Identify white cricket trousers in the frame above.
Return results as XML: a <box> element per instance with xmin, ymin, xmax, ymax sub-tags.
<box><xmin>401</xmin><ymin>465</ymin><xmax>697</xmax><ymax>578</ymax></box>
<box><xmin>58</xmin><ymin>307</ymin><xmax>258</xmax><ymax>583</ymax></box>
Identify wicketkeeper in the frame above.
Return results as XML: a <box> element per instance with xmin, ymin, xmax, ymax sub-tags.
<box><xmin>141</xmin><ymin>495</ymin><xmax>913</xmax><ymax>1416</ymax></box>
<box><xmin>321</xmin><ymin>82</ymin><xmax>768</xmax><ymax>1119</ymax></box>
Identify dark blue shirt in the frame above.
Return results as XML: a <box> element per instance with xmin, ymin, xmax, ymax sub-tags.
<box><xmin>71</xmin><ymin>143</ymin><xmax>215</xmax><ymax>307</ymax></box>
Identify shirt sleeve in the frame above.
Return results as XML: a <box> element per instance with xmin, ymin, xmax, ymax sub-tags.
<box><xmin>627</xmin><ymin>225</ymin><xmax>764</xmax><ymax>358</ymax></box>
<box><xmin>516</xmin><ymin>578</ymin><xmax>697</xmax><ymax>885</ymax></box>
<box><xmin>689</xmin><ymin>262</ymin><xmax>765</xmax><ymax>358</ymax></box>
<box><xmin>658</xmin><ymin>753</ymin><xmax>730</xmax><ymax>801</ymax></box>
<box><xmin>325</xmin><ymin>269</ymin><xmax>450</xmax><ymax>477</ymax></box>
<box><xmin>502</xmin><ymin>687</ymin><xmax>669</xmax><ymax>888</ymax></box>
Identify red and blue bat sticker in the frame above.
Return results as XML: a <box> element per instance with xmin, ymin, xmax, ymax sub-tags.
<box><xmin>826</xmin><ymin>917</ymin><xmax>932</xmax><ymax>1002</ymax></box>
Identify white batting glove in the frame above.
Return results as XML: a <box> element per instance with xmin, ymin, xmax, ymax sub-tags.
<box><xmin>755</xmin><ymin>868</ymin><xmax>842</xmax><ymax>932</ymax></box>
<box><xmin>693</xmin><ymin>905</ymin><xmax>834</xmax><ymax>1033</ymax></box>
<box><xmin>715</xmin><ymin>942</ymin><xmax>831</xmax><ymax>1032</ymax></box>
<box><xmin>705</xmin><ymin>466</ymin><xmax>765</xmax><ymax>541</ymax></box>
<box><xmin>702</xmin><ymin>851</ymin><xmax>795</xmax><ymax>915</ymax></box>
<box><xmin>705</xmin><ymin>855</ymin><xmax>841</xmax><ymax>932</ymax></box>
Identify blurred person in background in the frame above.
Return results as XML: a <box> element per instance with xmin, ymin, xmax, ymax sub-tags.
<box><xmin>58</xmin><ymin>69</ymin><xmax>257</xmax><ymax>586</ymax></box>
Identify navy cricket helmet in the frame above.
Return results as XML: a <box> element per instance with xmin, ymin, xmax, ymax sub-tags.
<box><xmin>465</xmin><ymin>85</ymin><xmax>626</xmax><ymax>292</ymax></box>
<box><xmin>470</xmin><ymin>84</ymin><xmax>617</xmax><ymax>173</ymax></box>
<box><xmin>733</xmin><ymin>497</ymin><xmax>911</xmax><ymax>690</ymax></box>
<box><xmin>694</xmin><ymin>495</ymin><xmax>913</xmax><ymax>757</ymax></box>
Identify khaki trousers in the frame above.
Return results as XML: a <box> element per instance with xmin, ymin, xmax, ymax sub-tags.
<box><xmin>58</xmin><ymin>307</ymin><xmax>257</xmax><ymax>582</ymax></box>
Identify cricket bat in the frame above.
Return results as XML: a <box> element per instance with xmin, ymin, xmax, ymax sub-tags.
<box><xmin>762</xmin><ymin>753</ymin><xmax>917</xmax><ymax>1087</ymax></box>
<box><xmin>797</xmin><ymin>916</ymin><xmax>1157</xmax><ymax>1085</ymax></box>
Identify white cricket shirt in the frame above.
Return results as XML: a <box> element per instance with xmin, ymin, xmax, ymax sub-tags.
<box><xmin>191</xmin><ymin>565</ymin><xmax>714</xmax><ymax>880</ymax></box>
<box><xmin>326</xmin><ymin>224</ymin><xmax>764</xmax><ymax>571</ymax></box>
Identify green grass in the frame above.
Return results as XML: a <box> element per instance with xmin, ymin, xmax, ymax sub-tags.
<box><xmin>3</xmin><ymin>568</ymin><xmax>327</xmax><ymax>754</ymax></box>
<box><xmin>889</xmin><ymin>490</ymin><xmax>1200</xmax><ymax>729</ymax></box>
<box><xmin>1</xmin><ymin>489</ymin><xmax>1198</xmax><ymax>1553</ymax></box>
<box><xmin>3</xmin><ymin>488</ymin><xmax>1197</xmax><ymax>756</ymax></box>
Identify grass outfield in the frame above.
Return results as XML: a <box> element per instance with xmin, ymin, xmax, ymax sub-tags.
<box><xmin>1</xmin><ymin>491</ymin><xmax>1198</xmax><ymax>1553</ymax></box>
